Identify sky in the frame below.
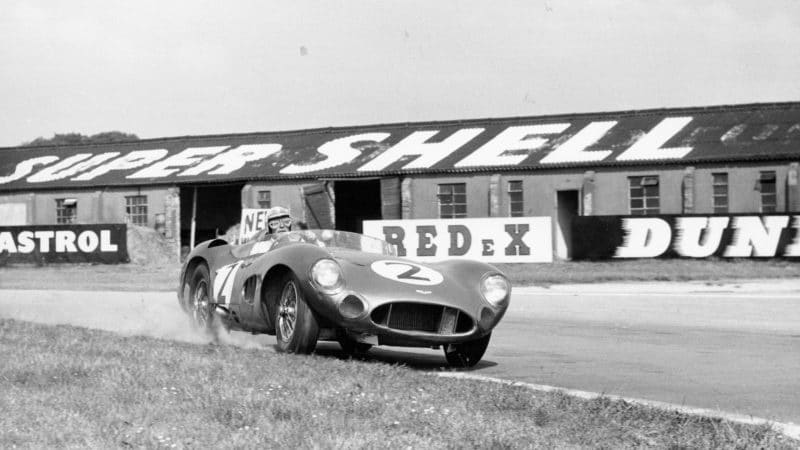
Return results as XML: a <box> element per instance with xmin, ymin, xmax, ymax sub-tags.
<box><xmin>1</xmin><ymin>0</ymin><xmax>799</xmax><ymax>148</ymax></box>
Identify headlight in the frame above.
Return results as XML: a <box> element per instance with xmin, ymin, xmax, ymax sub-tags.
<box><xmin>311</xmin><ymin>258</ymin><xmax>344</xmax><ymax>292</ymax></box>
<box><xmin>480</xmin><ymin>274</ymin><xmax>510</xmax><ymax>306</ymax></box>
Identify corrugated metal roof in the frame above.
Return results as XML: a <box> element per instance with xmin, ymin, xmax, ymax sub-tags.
<box><xmin>1</xmin><ymin>101</ymin><xmax>799</xmax><ymax>191</ymax></box>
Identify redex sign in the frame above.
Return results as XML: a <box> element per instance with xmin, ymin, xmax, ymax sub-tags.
<box><xmin>363</xmin><ymin>218</ymin><xmax>553</xmax><ymax>263</ymax></box>
<box><xmin>572</xmin><ymin>215</ymin><xmax>800</xmax><ymax>260</ymax></box>
<box><xmin>0</xmin><ymin>224</ymin><xmax>129</xmax><ymax>264</ymax></box>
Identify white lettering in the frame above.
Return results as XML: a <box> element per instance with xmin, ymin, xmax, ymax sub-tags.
<box><xmin>100</xmin><ymin>230</ymin><xmax>118</xmax><ymax>251</ymax></box>
<box><xmin>724</xmin><ymin>216</ymin><xmax>790</xmax><ymax>257</ymax></box>
<box><xmin>281</xmin><ymin>133</ymin><xmax>390</xmax><ymax>174</ymax></box>
<box><xmin>0</xmin><ymin>156</ymin><xmax>59</xmax><ymax>184</ymax></box>
<box><xmin>540</xmin><ymin>121</ymin><xmax>616</xmax><ymax>164</ymax></box>
<box><xmin>616</xmin><ymin>117</ymin><xmax>694</xmax><ymax>161</ymax></box>
<box><xmin>27</xmin><ymin>153</ymin><xmax>120</xmax><ymax>183</ymax></box>
<box><xmin>783</xmin><ymin>216</ymin><xmax>800</xmax><ymax>256</ymax></box>
<box><xmin>72</xmin><ymin>150</ymin><xmax>168</xmax><ymax>181</ymax></box>
<box><xmin>179</xmin><ymin>144</ymin><xmax>281</xmax><ymax>176</ymax></box>
<box><xmin>785</xmin><ymin>216</ymin><xmax>800</xmax><ymax>257</ymax></box>
<box><xmin>614</xmin><ymin>218</ymin><xmax>671</xmax><ymax>258</ymax></box>
<box><xmin>455</xmin><ymin>124</ymin><xmax>567</xmax><ymax>168</ymax></box>
<box><xmin>17</xmin><ymin>231</ymin><xmax>35</xmax><ymax>253</ymax></box>
<box><xmin>128</xmin><ymin>146</ymin><xmax>229</xmax><ymax>178</ymax></box>
<box><xmin>358</xmin><ymin>129</ymin><xmax>484</xmax><ymax>172</ymax></box>
<box><xmin>55</xmin><ymin>231</ymin><xmax>78</xmax><ymax>252</ymax></box>
<box><xmin>34</xmin><ymin>231</ymin><xmax>54</xmax><ymax>252</ymax></box>
<box><xmin>77</xmin><ymin>231</ymin><xmax>99</xmax><ymax>252</ymax></box>
<box><xmin>0</xmin><ymin>232</ymin><xmax>17</xmax><ymax>253</ymax></box>
<box><xmin>673</xmin><ymin>217</ymin><xmax>729</xmax><ymax>258</ymax></box>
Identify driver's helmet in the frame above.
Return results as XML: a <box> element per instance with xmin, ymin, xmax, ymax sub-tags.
<box><xmin>267</xmin><ymin>206</ymin><xmax>293</xmax><ymax>234</ymax></box>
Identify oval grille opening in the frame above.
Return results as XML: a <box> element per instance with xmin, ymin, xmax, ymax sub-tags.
<box><xmin>371</xmin><ymin>302</ymin><xmax>474</xmax><ymax>334</ymax></box>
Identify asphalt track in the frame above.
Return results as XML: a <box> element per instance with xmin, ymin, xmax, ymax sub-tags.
<box><xmin>1</xmin><ymin>281</ymin><xmax>798</xmax><ymax>428</ymax></box>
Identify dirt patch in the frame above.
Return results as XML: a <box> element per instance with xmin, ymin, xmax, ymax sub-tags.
<box><xmin>126</xmin><ymin>224</ymin><xmax>177</xmax><ymax>266</ymax></box>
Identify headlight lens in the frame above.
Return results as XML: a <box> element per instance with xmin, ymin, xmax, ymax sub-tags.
<box><xmin>311</xmin><ymin>258</ymin><xmax>344</xmax><ymax>292</ymax></box>
<box><xmin>480</xmin><ymin>274</ymin><xmax>510</xmax><ymax>306</ymax></box>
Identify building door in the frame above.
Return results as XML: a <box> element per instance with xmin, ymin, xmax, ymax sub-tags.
<box><xmin>555</xmin><ymin>190</ymin><xmax>580</xmax><ymax>260</ymax></box>
<box><xmin>180</xmin><ymin>183</ymin><xmax>244</xmax><ymax>251</ymax></box>
<box><xmin>334</xmin><ymin>179</ymin><xmax>383</xmax><ymax>233</ymax></box>
<box><xmin>302</xmin><ymin>182</ymin><xmax>335</xmax><ymax>229</ymax></box>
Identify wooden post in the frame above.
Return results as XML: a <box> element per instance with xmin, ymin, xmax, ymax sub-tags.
<box><xmin>190</xmin><ymin>187</ymin><xmax>197</xmax><ymax>250</ymax></box>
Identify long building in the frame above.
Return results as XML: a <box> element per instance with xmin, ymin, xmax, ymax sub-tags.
<box><xmin>1</xmin><ymin>101</ymin><xmax>798</xmax><ymax>260</ymax></box>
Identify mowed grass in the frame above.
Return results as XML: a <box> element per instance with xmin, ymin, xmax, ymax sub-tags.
<box><xmin>1</xmin><ymin>319</ymin><xmax>795</xmax><ymax>449</ymax></box>
<box><xmin>0</xmin><ymin>258</ymin><xmax>798</xmax><ymax>292</ymax></box>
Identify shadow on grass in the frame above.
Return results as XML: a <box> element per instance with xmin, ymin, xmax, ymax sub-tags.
<box><xmin>306</xmin><ymin>341</ymin><xmax>499</xmax><ymax>371</ymax></box>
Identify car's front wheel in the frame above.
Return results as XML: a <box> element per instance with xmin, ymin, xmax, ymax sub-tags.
<box><xmin>187</xmin><ymin>264</ymin><xmax>215</xmax><ymax>335</ymax></box>
<box><xmin>274</xmin><ymin>272</ymin><xmax>319</xmax><ymax>354</ymax></box>
<box><xmin>444</xmin><ymin>333</ymin><xmax>491</xmax><ymax>368</ymax></box>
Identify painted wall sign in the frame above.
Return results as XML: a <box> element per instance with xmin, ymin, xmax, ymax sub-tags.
<box><xmin>0</xmin><ymin>224</ymin><xmax>129</xmax><ymax>264</ymax></box>
<box><xmin>571</xmin><ymin>215</ymin><xmax>800</xmax><ymax>260</ymax></box>
<box><xmin>362</xmin><ymin>217</ymin><xmax>553</xmax><ymax>263</ymax></box>
<box><xmin>2</xmin><ymin>104</ymin><xmax>799</xmax><ymax>191</ymax></box>
<box><xmin>239</xmin><ymin>208</ymin><xmax>273</xmax><ymax>242</ymax></box>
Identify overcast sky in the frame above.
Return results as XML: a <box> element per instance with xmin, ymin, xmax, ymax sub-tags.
<box><xmin>1</xmin><ymin>0</ymin><xmax>798</xmax><ymax>147</ymax></box>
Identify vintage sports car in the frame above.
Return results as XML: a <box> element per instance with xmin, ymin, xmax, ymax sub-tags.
<box><xmin>178</xmin><ymin>229</ymin><xmax>511</xmax><ymax>367</ymax></box>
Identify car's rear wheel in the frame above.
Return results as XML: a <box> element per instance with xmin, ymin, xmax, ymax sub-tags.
<box><xmin>337</xmin><ymin>334</ymin><xmax>372</xmax><ymax>355</ymax></box>
<box><xmin>188</xmin><ymin>264</ymin><xmax>215</xmax><ymax>335</ymax></box>
<box><xmin>275</xmin><ymin>272</ymin><xmax>319</xmax><ymax>354</ymax></box>
<box><xmin>444</xmin><ymin>333</ymin><xmax>491</xmax><ymax>368</ymax></box>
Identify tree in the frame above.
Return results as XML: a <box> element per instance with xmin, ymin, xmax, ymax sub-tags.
<box><xmin>22</xmin><ymin>131</ymin><xmax>140</xmax><ymax>147</ymax></box>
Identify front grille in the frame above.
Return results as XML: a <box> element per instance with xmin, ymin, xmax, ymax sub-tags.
<box><xmin>371</xmin><ymin>302</ymin><xmax>474</xmax><ymax>335</ymax></box>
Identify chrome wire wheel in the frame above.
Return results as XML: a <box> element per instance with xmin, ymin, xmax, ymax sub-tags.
<box><xmin>277</xmin><ymin>281</ymin><xmax>298</xmax><ymax>343</ymax></box>
<box><xmin>191</xmin><ymin>278</ymin><xmax>211</xmax><ymax>329</ymax></box>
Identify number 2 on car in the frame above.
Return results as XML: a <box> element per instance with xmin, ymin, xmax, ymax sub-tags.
<box><xmin>213</xmin><ymin>261</ymin><xmax>243</xmax><ymax>306</ymax></box>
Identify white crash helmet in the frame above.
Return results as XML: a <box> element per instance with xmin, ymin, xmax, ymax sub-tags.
<box><xmin>267</xmin><ymin>206</ymin><xmax>293</xmax><ymax>233</ymax></box>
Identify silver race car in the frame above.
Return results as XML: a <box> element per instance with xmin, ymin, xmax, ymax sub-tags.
<box><xmin>178</xmin><ymin>229</ymin><xmax>511</xmax><ymax>367</ymax></box>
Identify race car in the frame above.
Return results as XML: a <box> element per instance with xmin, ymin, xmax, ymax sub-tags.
<box><xmin>177</xmin><ymin>229</ymin><xmax>511</xmax><ymax>367</ymax></box>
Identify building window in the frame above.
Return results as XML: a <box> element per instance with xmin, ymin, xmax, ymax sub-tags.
<box><xmin>437</xmin><ymin>183</ymin><xmax>467</xmax><ymax>218</ymax></box>
<box><xmin>257</xmin><ymin>190</ymin><xmax>272</xmax><ymax>209</ymax></box>
<box><xmin>56</xmin><ymin>198</ymin><xmax>77</xmax><ymax>224</ymax></box>
<box><xmin>629</xmin><ymin>176</ymin><xmax>660</xmax><ymax>215</ymax></box>
<box><xmin>758</xmin><ymin>171</ymin><xmax>777</xmax><ymax>213</ymax></box>
<box><xmin>508</xmin><ymin>180</ymin><xmax>524</xmax><ymax>217</ymax></box>
<box><xmin>125</xmin><ymin>195</ymin><xmax>148</xmax><ymax>226</ymax></box>
<box><xmin>712</xmin><ymin>173</ymin><xmax>729</xmax><ymax>214</ymax></box>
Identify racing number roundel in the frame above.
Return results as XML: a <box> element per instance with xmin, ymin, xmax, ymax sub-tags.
<box><xmin>370</xmin><ymin>260</ymin><xmax>444</xmax><ymax>286</ymax></box>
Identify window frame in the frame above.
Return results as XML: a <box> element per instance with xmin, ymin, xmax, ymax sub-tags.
<box><xmin>437</xmin><ymin>183</ymin><xmax>467</xmax><ymax>219</ymax></box>
<box><xmin>257</xmin><ymin>190</ymin><xmax>272</xmax><ymax>209</ymax></box>
<box><xmin>56</xmin><ymin>198</ymin><xmax>77</xmax><ymax>224</ymax></box>
<box><xmin>125</xmin><ymin>195</ymin><xmax>149</xmax><ymax>226</ymax></box>
<box><xmin>711</xmin><ymin>172</ymin><xmax>729</xmax><ymax>214</ymax></box>
<box><xmin>628</xmin><ymin>175</ymin><xmax>660</xmax><ymax>215</ymax></box>
<box><xmin>759</xmin><ymin>171</ymin><xmax>777</xmax><ymax>213</ymax></box>
<box><xmin>507</xmin><ymin>180</ymin><xmax>524</xmax><ymax>217</ymax></box>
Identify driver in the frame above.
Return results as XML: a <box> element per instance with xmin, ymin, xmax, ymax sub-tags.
<box><xmin>267</xmin><ymin>206</ymin><xmax>293</xmax><ymax>234</ymax></box>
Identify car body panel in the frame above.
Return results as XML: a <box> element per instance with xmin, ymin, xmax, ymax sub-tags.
<box><xmin>178</xmin><ymin>229</ymin><xmax>510</xmax><ymax>349</ymax></box>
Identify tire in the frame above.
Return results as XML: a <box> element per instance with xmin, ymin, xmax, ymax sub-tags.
<box><xmin>337</xmin><ymin>334</ymin><xmax>372</xmax><ymax>356</ymax></box>
<box><xmin>187</xmin><ymin>264</ymin><xmax>215</xmax><ymax>335</ymax></box>
<box><xmin>274</xmin><ymin>272</ymin><xmax>319</xmax><ymax>354</ymax></box>
<box><xmin>444</xmin><ymin>333</ymin><xmax>491</xmax><ymax>368</ymax></box>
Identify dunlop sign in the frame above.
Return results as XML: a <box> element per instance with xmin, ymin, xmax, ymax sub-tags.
<box><xmin>571</xmin><ymin>215</ymin><xmax>800</xmax><ymax>260</ymax></box>
<box><xmin>0</xmin><ymin>224</ymin><xmax>129</xmax><ymax>264</ymax></box>
<box><xmin>363</xmin><ymin>217</ymin><xmax>553</xmax><ymax>263</ymax></box>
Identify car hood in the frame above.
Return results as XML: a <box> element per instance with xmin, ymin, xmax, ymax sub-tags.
<box><xmin>328</xmin><ymin>248</ymin><xmax>500</xmax><ymax>314</ymax></box>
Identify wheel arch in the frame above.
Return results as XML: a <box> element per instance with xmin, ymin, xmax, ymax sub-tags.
<box><xmin>258</xmin><ymin>264</ymin><xmax>294</xmax><ymax>334</ymax></box>
<box><xmin>179</xmin><ymin>256</ymin><xmax>209</xmax><ymax>310</ymax></box>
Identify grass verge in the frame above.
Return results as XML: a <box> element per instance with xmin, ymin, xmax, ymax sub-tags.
<box><xmin>0</xmin><ymin>258</ymin><xmax>798</xmax><ymax>292</ymax></box>
<box><xmin>1</xmin><ymin>318</ymin><xmax>795</xmax><ymax>449</ymax></box>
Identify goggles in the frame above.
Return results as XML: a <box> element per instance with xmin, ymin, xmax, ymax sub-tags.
<box><xmin>268</xmin><ymin>217</ymin><xmax>293</xmax><ymax>228</ymax></box>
